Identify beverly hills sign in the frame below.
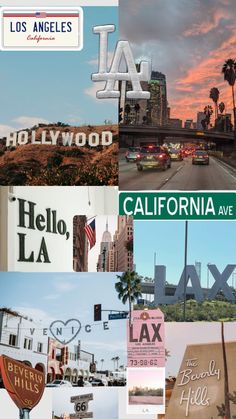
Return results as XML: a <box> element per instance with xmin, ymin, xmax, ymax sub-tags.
<box><xmin>0</xmin><ymin>355</ymin><xmax>45</xmax><ymax>411</ymax></box>
<box><xmin>165</xmin><ymin>341</ymin><xmax>236</xmax><ymax>418</ymax></box>
<box><xmin>154</xmin><ymin>264</ymin><xmax>236</xmax><ymax>304</ymax></box>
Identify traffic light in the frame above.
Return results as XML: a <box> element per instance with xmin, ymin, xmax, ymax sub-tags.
<box><xmin>94</xmin><ymin>304</ymin><xmax>102</xmax><ymax>321</ymax></box>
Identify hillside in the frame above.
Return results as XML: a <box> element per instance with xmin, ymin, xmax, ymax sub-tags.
<box><xmin>0</xmin><ymin>124</ymin><xmax>118</xmax><ymax>186</ymax></box>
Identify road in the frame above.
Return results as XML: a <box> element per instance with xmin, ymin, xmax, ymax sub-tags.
<box><xmin>119</xmin><ymin>155</ymin><xmax>236</xmax><ymax>190</ymax></box>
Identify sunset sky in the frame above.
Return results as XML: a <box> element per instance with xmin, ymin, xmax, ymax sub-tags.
<box><xmin>120</xmin><ymin>0</ymin><xmax>236</xmax><ymax>122</ymax></box>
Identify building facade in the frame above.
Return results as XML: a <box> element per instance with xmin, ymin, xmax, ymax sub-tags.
<box><xmin>113</xmin><ymin>216</ymin><xmax>133</xmax><ymax>272</ymax></box>
<box><xmin>0</xmin><ymin>308</ymin><xmax>48</xmax><ymax>377</ymax></box>
<box><xmin>120</xmin><ymin>67</ymin><xmax>168</xmax><ymax>127</ymax></box>
<box><xmin>97</xmin><ymin>220</ymin><xmax>113</xmax><ymax>272</ymax></box>
<box><xmin>47</xmin><ymin>338</ymin><xmax>93</xmax><ymax>384</ymax></box>
<box><xmin>73</xmin><ymin>216</ymin><xmax>88</xmax><ymax>272</ymax></box>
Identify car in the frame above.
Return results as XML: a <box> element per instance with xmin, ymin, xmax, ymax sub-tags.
<box><xmin>90</xmin><ymin>378</ymin><xmax>108</xmax><ymax>386</ymax></box>
<box><xmin>136</xmin><ymin>146</ymin><xmax>171</xmax><ymax>171</ymax></box>
<box><xmin>169</xmin><ymin>149</ymin><xmax>183</xmax><ymax>161</ymax></box>
<box><xmin>125</xmin><ymin>147</ymin><xmax>141</xmax><ymax>162</ymax></box>
<box><xmin>192</xmin><ymin>150</ymin><xmax>209</xmax><ymax>165</ymax></box>
<box><xmin>46</xmin><ymin>379</ymin><xmax>72</xmax><ymax>388</ymax></box>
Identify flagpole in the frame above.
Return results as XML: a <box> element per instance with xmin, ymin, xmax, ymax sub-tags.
<box><xmin>86</xmin><ymin>215</ymin><xmax>97</xmax><ymax>222</ymax></box>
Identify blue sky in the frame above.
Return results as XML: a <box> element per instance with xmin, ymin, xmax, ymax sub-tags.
<box><xmin>0</xmin><ymin>7</ymin><xmax>118</xmax><ymax>136</ymax></box>
<box><xmin>0</xmin><ymin>272</ymin><xmax>127</xmax><ymax>369</ymax></box>
<box><xmin>134</xmin><ymin>221</ymin><xmax>236</xmax><ymax>288</ymax></box>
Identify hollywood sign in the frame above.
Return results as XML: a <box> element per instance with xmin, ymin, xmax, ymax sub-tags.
<box><xmin>6</xmin><ymin>130</ymin><xmax>113</xmax><ymax>147</ymax></box>
<box><xmin>154</xmin><ymin>264</ymin><xmax>236</xmax><ymax>304</ymax></box>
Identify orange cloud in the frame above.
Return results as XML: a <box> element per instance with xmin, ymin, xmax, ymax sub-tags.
<box><xmin>169</xmin><ymin>32</ymin><xmax>236</xmax><ymax>121</ymax></box>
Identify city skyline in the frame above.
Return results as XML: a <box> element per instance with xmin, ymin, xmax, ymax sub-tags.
<box><xmin>134</xmin><ymin>221</ymin><xmax>236</xmax><ymax>287</ymax></box>
<box><xmin>0</xmin><ymin>7</ymin><xmax>118</xmax><ymax>137</ymax></box>
<box><xmin>121</xmin><ymin>0</ymin><xmax>236</xmax><ymax>121</ymax></box>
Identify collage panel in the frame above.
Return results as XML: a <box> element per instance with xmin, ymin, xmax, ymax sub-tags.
<box><xmin>0</xmin><ymin>5</ymin><xmax>118</xmax><ymax>186</ymax></box>
<box><xmin>119</xmin><ymin>0</ymin><xmax>236</xmax><ymax>191</ymax></box>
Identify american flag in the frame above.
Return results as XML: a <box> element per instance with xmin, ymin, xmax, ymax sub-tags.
<box><xmin>84</xmin><ymin>218</ymin><xmax>96</xmax><ymax>249</ymax></box>
<box><xmin>35</xmin><ymin>12</ymin><xmax>47</xmax><ymax>18</ymax></box>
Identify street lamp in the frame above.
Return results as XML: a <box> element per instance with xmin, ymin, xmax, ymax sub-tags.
<box><xmin>183</xmin><ymin>221</ymin><xmax>188</xmax><ymax>322</ymax></box>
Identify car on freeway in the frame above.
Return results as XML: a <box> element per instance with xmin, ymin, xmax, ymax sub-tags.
<box><xmin>169</xmin><ymin>149</ymin><xmax>183</xmax><ymax>161</ymax></box>
<box><xmin>136</xmin><ymin>146</ymin><xmax>171</xmax><ymax>172</ymax></box>
<box><xmin>125</xmin><ymin>147</ymin><xmax>141</xmax><ymax>162</ymax></box>
<box><xmin>136</xmin><ymin>146</ymin><xmax>171</xmax><ymax>171</ymax></box>
<box><xmin>46</xmin><ymin>379</ymin><xmax>72</xmax><ymax>388</ymax></box>
<box><xmin>192</xmin><ymin>150</ymin><xmax>209</xmax><ymax>165</ymax></box>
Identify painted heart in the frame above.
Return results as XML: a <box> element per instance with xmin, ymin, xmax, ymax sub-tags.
<box><xmin>49</xmin><ymin>318</ymin><xmax>81</xmax><ymax>345</ymax></box>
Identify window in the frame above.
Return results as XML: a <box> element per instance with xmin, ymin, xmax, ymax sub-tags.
<box><xmin>24</xmin><ymin>338</ymin><xmax>33</xmax><ymax>350</ymax></box>
<box><xmin>37</xmin><ymin>342</ymin><xmax>43</xmax><ymax>353</ymax></box>
<box><xmin>9</xmin><ymin>334</ymin><xmax>17</xmax><ymax>346</ymax></box>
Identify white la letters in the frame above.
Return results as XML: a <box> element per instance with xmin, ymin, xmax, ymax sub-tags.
<box><xmin>92</xmin><ymin>25</ymin><xmax>151</xmax><ymax>99</ymax></box>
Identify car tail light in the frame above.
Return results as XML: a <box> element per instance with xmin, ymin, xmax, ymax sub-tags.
<box><xmin>158</xmin><ymin>154</ymin><xmax>164</xmax><ymax>159</ymax></box>
<box><xmin>137</xmin><ymin>154</ymin><xmax>141</xmax><ymax>159</ymax></box>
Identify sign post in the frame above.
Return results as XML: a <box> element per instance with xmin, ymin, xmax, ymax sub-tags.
<box><xmin>20</xmin><ymin>409</ymin><xmax>30</xmax><ymax>419</ymax></box>
<box><xmin>0</xmin><ymin>355</ymin><xmax>45</xmax><ymax>419</ymax></box>
<box><xmin>70</xmin><ymin>393</ymin><xmax>93</xmax><ymax>419</ymax></box>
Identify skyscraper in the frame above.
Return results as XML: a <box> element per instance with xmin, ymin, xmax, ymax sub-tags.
<box><xmin>120</xmin><ymin>67</ymin><xmax>168</xmax><ymax>126</ymax></box>
<box><xmin>97</xmin><ymin>219</ymin><xmax>112</xmax><ymax>272</ymax></box>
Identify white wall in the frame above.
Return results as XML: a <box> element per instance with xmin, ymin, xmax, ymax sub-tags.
<box><xmin>0</xmin><ymin>312</ymin><xmax>48</xmax><ymax>369</ymax></box>
<box><xmin>6</xmin><ymin>186</ymin><xmax>118</xmax><ymax>272</ymax></box>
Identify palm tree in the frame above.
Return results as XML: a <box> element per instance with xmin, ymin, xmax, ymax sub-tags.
<box><xmin>111</xmin><ymin>357</ymin><xmax>116</xmax><ymax>370</ymax></box>
<box><xmin>219</xmin><ymin>102</ymin><xmax>225</xmax><ymax>114</ymax></box>
<box><xmin>124</xmin><ymin>104</ymin><xmax>131</xmax><ymax>124</ymax></box>
<box><xmin>100</xmin><ymin>359</ymin><xmax>104</xmax><ymax>370</ymax></box>
<box><xmin>204</xmin><ymin>105</ymin><xmax>214</xmax><ymax>129</ymax></box>
<box><xmin>209</xmin><ymin>87</ymin><xmax>220</xmax><ymax>122</ymax></box>
<box><xmin>221</xmin><ymin>322</ymin><xmax>231</xmax><ymax>418</ymax></box>
<box><xmin>115</xmin><ymin>271</ymin><xmax>142</xmax><ymax>326</ymax></box>
<box><xmin>222</xmin><ymin>58</ymin><xmax>236</xmax><ymax>146</ymax></box>
<box><xmin>134</xmin><ymin>103</ymin><xmax>140</xmax><ymax>124</ymax></box>
<box><xmin>115</xmin><ymin>356</ymin><xmax>120</xmax><ymax>370</ymax></box>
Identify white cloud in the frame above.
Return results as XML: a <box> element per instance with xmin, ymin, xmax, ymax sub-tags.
<box><xmin>84</xmin><ymin>82</ymin><xmax>118</xmax><ymax>106</ymax></box>
<box><xmin>0</xmin><ymin>124</ymin><xmax>16</xmax><ymax>137</ymax></box>
<box><xmin>13</xmin><ymin>306</ymin><xmax>54</xmax><ymax>325</ymax></box>
<box><xmin>54</xmin><ymin>280</ymin><xmax>77</xmax><ymax>292</ymax></box>
<box><xmin>13</xmin><ymin>116</ymin><xmax>50</xmax><ymax>128</ymax></box>
<box><xmin>43</xmin><ymin>294</ymin><xmax>60</xmax><ymax>300</ymax></box>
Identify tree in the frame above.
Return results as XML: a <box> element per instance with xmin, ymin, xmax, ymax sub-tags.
<box><xmin>204</xmin><ymin>105</ymin><xmax>214</xmax><ymax>129</ymax></box>
<box><xmin>219</xmin><ymin>102</ymin><xmax>225</xmax><ymax>114</ymax></box>
<box><xmin>115</xmin><ymin>271</ymin><xmax>142</xmax><ymax>325</ymax></box>
<box><xmin>111</xmin><ymin>357</ymin><xmax>116</xmax><ymax>370</ymax></box>
<box><xmin>222</xmin><ymin>58</ymin><xmax>236</xmax><ymax>147</ymax></box>
<box><xmin>209</xmin><ymin>87</ymin><xmax>220</xmax><ymax>122</ymax></box>
<box><xmin>115</xmin><ymin>356</ymin><xmax>120</xmax><ymax>370</ymax></box>
<box><xmin>134</xmin><ymin>103</ymin><xmax>140</xmax><ymax>124</ymax></box>
<box><xmin>124</xmin><ymin>104</ymin><xmax>131</xmax><ymax>124</ymax></box>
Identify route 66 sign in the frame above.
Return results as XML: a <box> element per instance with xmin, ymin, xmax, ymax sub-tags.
<box><xmin>70</xmin><ymin>393</ymin><xmax>93</xmax><ymax>419</ymax></box>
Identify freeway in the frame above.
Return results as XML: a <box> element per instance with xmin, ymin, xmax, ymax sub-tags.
<box><xmin>119</xmin><ymin>154</ymin><xmax>236</xmax><ymax>190</ymax></box>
